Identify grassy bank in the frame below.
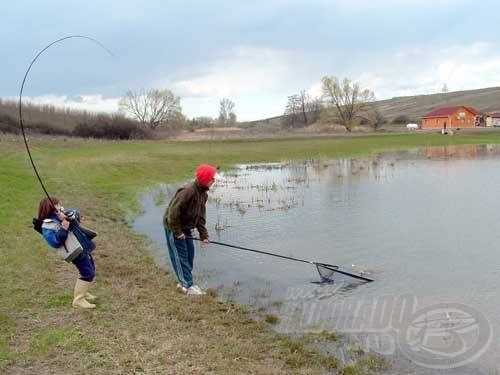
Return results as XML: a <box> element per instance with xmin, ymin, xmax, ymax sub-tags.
<box><xmin>2</xmin><ymin>132</ymin><xmax>500</xmax><ymax>374</ymax></box>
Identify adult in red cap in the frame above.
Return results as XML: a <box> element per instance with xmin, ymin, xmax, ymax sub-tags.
<box><xmin>195</xmin><ymin>164</ymin><xmax>217</xmax><ymax>187</ymax></box>
<box><xmin>162</xmin><ymin>164</ymin><xmax>217</xmax><ymax>295</ymax></box>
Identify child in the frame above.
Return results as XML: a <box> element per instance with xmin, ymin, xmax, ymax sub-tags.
<box><xmin>38</xmin><ymin>196</ymin><xmax>97</xmax><ymax>309</ymax></box>
<box><xmin>163</xmin><ymin>164</ymin><xmax>216</xmax><ymax>295</ymax></box>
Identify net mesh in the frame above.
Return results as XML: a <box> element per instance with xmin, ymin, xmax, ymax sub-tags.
<box><xmin>316</xmin><ymin>264</ymin><xmax>339</xmax><ymax>283</ymax></box>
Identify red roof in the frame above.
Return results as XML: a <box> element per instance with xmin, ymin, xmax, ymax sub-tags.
<box><xmin>422</xmin><ymin>106</ymin><xmax>480</xmax><ymax>118</ymax></box>
<box><xmin>487</xmin><ymin>112</ymin><xmax>500</xmax><ymax>118</ymax></box>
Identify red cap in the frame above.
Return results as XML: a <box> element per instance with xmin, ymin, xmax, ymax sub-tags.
<box><xmin>195</xmin><ymin>164</ymin><xmax>217</xmax><ymax>186</ymax></box>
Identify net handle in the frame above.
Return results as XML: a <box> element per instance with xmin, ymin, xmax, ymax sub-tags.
<box><xmin>188</xmin><ymin>237</ymin><xmax>374</xmax><ymax>282</ymax></box>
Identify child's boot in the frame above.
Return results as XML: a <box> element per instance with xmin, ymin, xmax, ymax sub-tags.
<box><xmin>72</xmin><ymin>279</ymin><xmax>96</xmax><ymax>309</ymax></box>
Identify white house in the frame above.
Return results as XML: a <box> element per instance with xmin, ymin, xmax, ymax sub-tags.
<box><xmin>485</xmin><ymin>112</ymin><xmax>500</xmax><ymax>127</ymax></box>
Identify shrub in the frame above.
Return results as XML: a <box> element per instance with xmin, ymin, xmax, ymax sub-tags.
<box><xmin>29</xmin><ymin>122</ymin><xmax>72</xmax><ymax>136</ymax></box>
<box><xmin>392</xmin><ymin>114</ymin><xmax>410</xmax><ymax>124</ymax></box>
<box><xmin>0</xmin><ymin>113</ymin><xmax>71</xmax><ymax>136</ymax></box>
<box><xmin>73</xmin><ymin>115</ymin><xmax>150</xmax><ymax>139</ymax></box>
<box><xmin>0</xmin><ymin>114</ymin><xmax>20</xmax><ymax>134</ymax></box>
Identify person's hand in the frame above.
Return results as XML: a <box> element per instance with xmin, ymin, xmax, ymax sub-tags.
<box><xmin>177</xmin><ymin>233</ymin><xmax>186</xmax><ymax>240</ymax></box>
<box><xmin>56</xmin><ymin>210</ymin><xmax>67</xmax><ymax>221</ymax></box>
<box><xmin>203</xmin><ymin>237</ymin><xmax>210</xmax><ymax>244</ymax></box>
<box><xmin>61</xmin><ymin>219</ymin><xmax>70</xmax><ymax>230</ymax></box>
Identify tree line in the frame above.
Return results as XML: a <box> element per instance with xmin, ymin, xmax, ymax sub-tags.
<box><xmin>118</xmin><ymin>89</ymin><xmax>237</xmax><ymax>131</ymax></box>
<box><xmin>283</xmin><ymin>76</ymin><xmax>384</xmax><ymax>131</ymax></box>
<box><xmin>119</xmin><ymin>75</ymin><xmax>383</xmax><ymax>133</ymax></box>
<box><xmin>0</xmin><ymin>75</ymin><xmax>389</xmax><ymax>138</ymax></box>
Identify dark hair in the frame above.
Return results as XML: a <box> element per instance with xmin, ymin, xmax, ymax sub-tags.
<box><xmin>38</xmin><ymin>196</ymin><xmax>60</xmax><ymax>220</ymax></box>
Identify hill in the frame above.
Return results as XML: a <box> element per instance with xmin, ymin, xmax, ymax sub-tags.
<box><xmin>375</xmin><ymin>86</ymin><xmax>500</xmax><ymax>122</ymax></box>
<box><xmin>243</xmin><ymin>86</ymin><xmax>500</xmax><ymax>127</ymax></box>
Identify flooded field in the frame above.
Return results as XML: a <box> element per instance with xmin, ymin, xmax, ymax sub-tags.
<box><xmin>133</xmin><ymin>144</ymin><xmax>500</xmax><ymax>373</ymax></box>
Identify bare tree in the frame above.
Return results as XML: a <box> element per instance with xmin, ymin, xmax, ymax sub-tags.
<box><xmin>284</xmin><ymin>94</ymin><xmax>301</xmax><ymax>127</ymax></box>
<box><xmin>218</xmin><ymin>98</ymin><xmax>236</xmax><ymax>126</ymax></box>
<box><xmin>321</xmin><ymin>76</ymin><xmax>375</xmax><ymax>131</ymax></box>
<box><xmin>305</xmin><ymin>96</ymin><xmax>322</xmax><ymax>124</ymax></box>
<box><xmin>298</xmin><ymin>90</ymin><xmax>309</xmax><ymax>125</ymax></box>
<box><xmin>283</xmin><ymin>90</ymin><xmax>322</xmax><ymax>128</ymax></box>
<box><xmin>119</xmin><ymin>88</ymin><xmax>182</xmax><ymax>130</ymax></box>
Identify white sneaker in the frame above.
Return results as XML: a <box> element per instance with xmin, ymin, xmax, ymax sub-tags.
<box><xmin>186</xmin><ymin>285</ymin><xmax>206</xmax><ymax>295</ymax></box>
<box><xmin>176</xmin><ymin>283</ymin><xmax>187</xmax><ymax>293</ymax></box>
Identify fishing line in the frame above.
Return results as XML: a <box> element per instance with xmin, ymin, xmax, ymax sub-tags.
<box><xmin>18</xmin><ymin>35</ymin><xmax>114</xmax><ymax>207</ymax></box>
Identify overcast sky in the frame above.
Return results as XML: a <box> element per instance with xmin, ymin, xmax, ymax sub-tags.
<box><xmin>2</xmin><ymin>0</ymin><xmax>500</xmax><ymax>121</ymax></box>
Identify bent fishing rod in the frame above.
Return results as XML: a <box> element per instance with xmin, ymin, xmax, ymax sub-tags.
<box><xmin>188</xmin><ymin>237</ymin><xmax>374</xmax><ymax>282</ymax></box>
<box><xmin>18</xmin><ymin>35</ymin><xmax>113</xmax><ymax>208</ymax></box>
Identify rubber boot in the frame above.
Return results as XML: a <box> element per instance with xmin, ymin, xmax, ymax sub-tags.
<box><xmin>85</xmin><ymin>289</ymin><xmax>97</xmax><ymax>301</ymax></box>
<box><xmin>72</xmin><ymin>279</ymin><xmax>96</xmax><ymax>309</ymax></box>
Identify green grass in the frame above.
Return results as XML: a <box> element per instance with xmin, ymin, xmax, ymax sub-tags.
<box><xmin>2</xmin><ymin>132</ymin><xmax>500</xmax><ymax>373</ymax></box>
<box><xmin>43</xmin><ymin>294</ymin><xmax>72</xmax><ymax>309</ymax></box>
<box><xmin>339</xmin><ymin>354</ymin><xmax>389</xmax><ymax>375</ymax></box>
<box><xmin>29</xmin><ymin>327</ymin><xmax>86</xmax><ymax>357</ymax></box>
<box><xmin>265</xmin><ymin>314</ymin><xmax>279</xmax><ymax>324</ymax></box>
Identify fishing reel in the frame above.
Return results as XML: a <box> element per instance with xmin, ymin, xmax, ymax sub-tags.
<box><xmin>61</xmin><ymin>208</ymin><xmax>97</xmax><ymax>240</ymax></box>
<box><xmin>62</xmin><ymin>209</ymin><xmax>80</xmax><ymax>222</ymax></box>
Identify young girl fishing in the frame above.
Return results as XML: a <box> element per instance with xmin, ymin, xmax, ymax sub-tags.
<box><xmin>163</xmin><ymin>164</ymin><xmax>217</xmax><ymax>295</ymax></box>
<box><xmin>37</xmin><ymin>196</ymin><xmax>97</xmax><ymax>309</ymax></box>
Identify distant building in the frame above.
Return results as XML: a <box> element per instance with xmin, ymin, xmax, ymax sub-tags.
<box><xmin>485</xmin><ymin>112</ymin><xmax>500</xmax><ymax>127</ymax></box>
<box><xmin>421</xmin><ymin>106</ymin><xmax>480</xmax><ymax>129</ymax></box>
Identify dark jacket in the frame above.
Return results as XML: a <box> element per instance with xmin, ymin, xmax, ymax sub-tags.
<box><xmin>41</xmin><ymin>212</ymin><xmax>96</xmax><ymax>252</ymax></box>
<box><xmin>163</xmin><ymin>180</ymin><xmax>209</xmax><ymax>240</ymax></box>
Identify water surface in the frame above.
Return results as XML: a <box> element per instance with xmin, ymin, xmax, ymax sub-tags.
<box><xmin>134</xmin><ymin>144</ymin><xmax>500</xmax><ymax>373</ymax></box>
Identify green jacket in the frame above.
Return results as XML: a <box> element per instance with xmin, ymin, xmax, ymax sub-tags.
<box><xmin>163</xmin><ymin>180</ymin><xmax>209</xmax><ymax>240</ymax></box>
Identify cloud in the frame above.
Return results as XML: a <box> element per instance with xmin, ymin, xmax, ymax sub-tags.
<box><xmin>173</xmin><ymin>46</ymin><xmax>294</xmax><ymax>98</ymax></box>
<box><xmin>321</xmin><ymin>0</ymin><xmax>465</xmax><ymax>13</ymax></box>
<box><xmin>169</xmin><ymin>46</ymin><xmax>298</xmax><ymax>120</ymax></box>
<box><xmin>17</xmin><ymin>94</ymin><xmax>119</xmax><ymax>113</ymax></box>
<box><xmin>306</xmin><ymin>82</ymin><xmax>323</xmax><ymax>99</ymax></box>
<box><xmin>330</xmin><ymin>41</ymin><xmax>500</xmax><ymax>99</ymax></box>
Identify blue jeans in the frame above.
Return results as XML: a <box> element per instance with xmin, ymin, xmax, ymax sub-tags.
<box><xmin>165</xmin><ymin>228</ymin><xmax>195</xmax><ymax>288</ymax></box>
<box><xmin>72</xmin><ymin>252</ymin><xmax>95</xmax><ymax>282</ymax></box>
